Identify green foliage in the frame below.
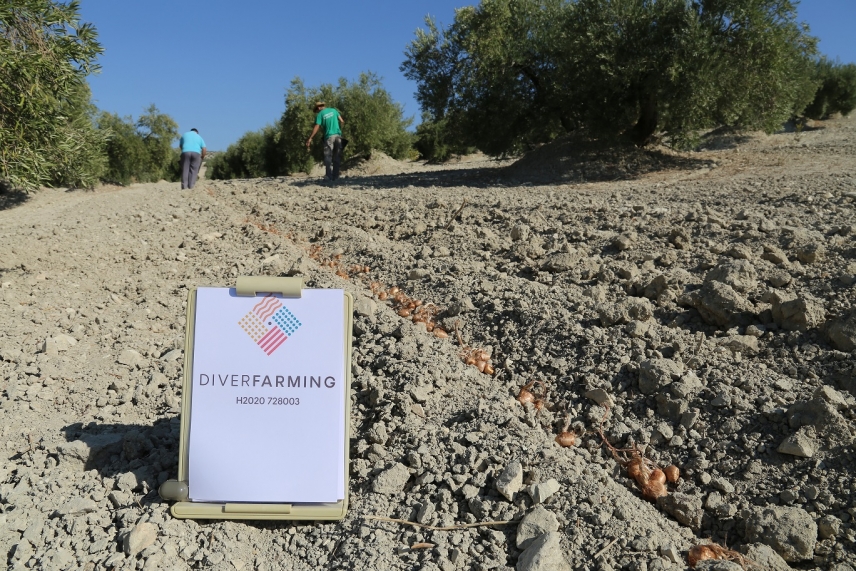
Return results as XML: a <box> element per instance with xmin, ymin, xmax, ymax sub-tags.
<box><xmin>210</xmin><ymin>73</ymin><xmax>414</xmax><ymax>180</ymax></box>
<box><xmin>280</xmin><ymin>73</ymin><xmax>414</xmax><ymax>173</ymax></box>
<box><xmin>402</xmin><ymin>0</ymin><xmax>818</xmax><ymax>154</ymax></box>
<box><xmin>804</xmin><ymin>58</ymin><xmax>856</xmax><ymax>119</ymax></box>
<box><xmin>98</xmin><ymin>105</ymin><xmax>179</xmax><ymax>185</ymax></box>
<box><xmin>413</xmin><ymin>114</ymin><xmax>474</xmax><ymax>162</ymax></box>
<box><xmin>207</xmin><ymin>125</ymin><xmax>285</xmax><ymax>180</ymax></box>
<box><xmin>0</xmin><ymin>0</ymin><xmax>105</xmax><ymax>191</ymax></box>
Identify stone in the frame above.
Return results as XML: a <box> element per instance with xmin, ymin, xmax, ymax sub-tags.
<box><xmin>612</xmin><ymin>234</ymin><xmax>634</xmax><ymax>251</ymax></box>
<box><xmin>812</xmin><ymin>385</ymin><xmax>848</xmax><ymax>410</ymax></box>
<box><xmin>704</xmin><ymin>260</ymin><xmax>758</xmax><ymax>292</ymax></box>
<box><xmin>160</xmin><ymin>349</ymin><xmax>181</xmax><ymax>362</ymax></box>
<box><xmin>679</xmin><ymin>281</ymin><xmax>756</xmax><ymax>328</ymax></box>
<box><xmin>826</xmin><ymin>310</ymin><xmax>856</xmax><ymax>351</ymax></box>
<box><xmin>770</xmin><ymin>292</ymin><xmax>825</xmax><ymax>331</ymax></box>
<box><xmin>660</xmin><ymin>544</ymin><xmax>681</xmax><ymax>564</ymax></box>
<box><xmin>117</xmin><ymin>471</ymin><xmax>140</xmax><ymax>491</ymax></box>
<box><xmin>416</xmin><ymin>502</ymin><xmax>436</xmax><ymax>525</ymax></box>
<box><xmin>739</xmin><ymin>543</ymin><xmax>793</xmax><ymax>571</ymax></box>
<box><xmin>725</xmin><ymin>243</ymin><xmax>753</xmax><ymax>260</ymax></box>
<box><xmin>657</xmin><ymin>493</ymin><xmax>703</xmax><ymax>529</ymax></box>
<box><xmin>719</xmin><ymin>335</ymin><xmax>758</xmax><ymax>354</ymax></box>
<box><xmin>496</xmin><ymin>460</ymin><xmax>524</xmax><ymax>502</ymax></box>
<box><xmin>372</xmin><ymin>463</ymin><xmax>410</xmax><ymax>494</ymax></box>
<box><xmin>516</xmin><ymin>505</ymin><xmax>559</xmax><ymax>549</ymax></box>
<box><xmin>55</xmin><ymin>433</ymin><xmax>124</xmax><ymax>470</ymax></box>
<box><xmin>638</xmin><ymin>358</ymin><xmax>684</xmax><ymax>395</ymax></box>
<box><xmin>625</xmin><ymin>319</ymin><xmax>650</xmax><ymax>338</ymax></box>
<box><xmin>711</xmin><ymin>478</ymin><xmax>735</xmax><ymax>494</ymax></box>
<box><xmin>124</xmin><ymin>522</ymin><xmax>157</xmax><ymax>556</ymax></box>
<box><xmin>41</xmin><ymin>334</ymin><xmax>77</xmax><ymax>355</ymax></box>
<box><xmin>541</xmin><ymin>252</ymin><xmax>580</xmax><ymax>273</ymax></box>
<box><xmin>597</xmin><ymin>297</ymin><xmax>654</xmax><ymax>327</ymax></box>
<box><xmin>354</xmin><ymin>297</ymin><xmax>377</xmax><ymax>317</ymax></box>
<box><xmin>761</xmin><ymin>244</ymin><xmax>790</xmax><ymax>265</ymax></box>
<box><xmin>408</xmin><ymin>268</ymin><xmax>431</xmax><ymax>280</ymax></box>
<box><xmin>511</xmin><ymin>225</ymin><xmax>530</xmax><ymax>241</ymax></box>
<box><xmin>818</xmin><ymin>515</ymin><xmax>841</xmax><ymax>539</ymax></box>
<box><xmin>528</xmin><ymin>478</ymin><xmax>560</xmax><ymax>504</ymax></box>
<box><xmin>516</xmin><ymin>532</ymin><xmax>571</xmax><ymax>571</ymax></box>
<box><xmin>117</xmin><ymin>349</ymin><xmax>143</xmax><ymax>367</ymax></box>
<box><xmin>794</xmin><ymin>243</ymin><xmax>825</xmax><ymax>264</ymax></box>
<box><xmin>584</xmin><ymin>388</ymin><xmax>613</xmax><ymax>407</ymax></box>
<box><xmin>766</xmin><ymin>269</ymin><xmax>792</xmax><ymax>288</ymax></box>
<box><xmin>744</xmin><ymin>505</ymin><xmax>817</xmax><ymax>562</ymax></box>
<box><xmin>777</xmin><ymin>429</ymin><xmax>816</xmax><ymax>458</ymax></box>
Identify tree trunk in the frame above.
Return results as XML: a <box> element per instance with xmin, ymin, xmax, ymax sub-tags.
<box><xmin>629</xmin><ymin>91</ymin><xmax>658</xmax><ymax>146</ymax></box>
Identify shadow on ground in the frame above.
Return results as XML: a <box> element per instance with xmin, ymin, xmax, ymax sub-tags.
<box><xmin>286</xmin><ymin>139</ymin><xmax>713</xmax><ymax>190</ymax></box>
<box><xmin>0</xmin><ymin>188</ymin><xmax>30</xmax><ymax>211</ymax></box>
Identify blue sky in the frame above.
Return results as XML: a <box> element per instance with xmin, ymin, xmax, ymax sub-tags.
<box><xmin>79</xmin><ymin>0</ymin><xmax>855</xmax><ymax>151</ymax></box>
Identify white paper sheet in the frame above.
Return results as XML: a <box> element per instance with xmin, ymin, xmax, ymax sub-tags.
<box><xmin>188</xmin><ymin>287</ymin><xmax>346</xmax><ymax>503</ymax></box>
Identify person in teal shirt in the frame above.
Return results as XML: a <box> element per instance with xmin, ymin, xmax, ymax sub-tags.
<box><xmin>306</xmin><ymin>102</ymin><xmax>345</xmax><ymax>181</ymax></box>
<box><xmin>179</xmin><ymin>128</ymin><xmax>207</xmax><ymax>189</ymax></box>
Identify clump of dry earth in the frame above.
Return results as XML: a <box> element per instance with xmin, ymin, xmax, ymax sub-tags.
<box><xmin>1</xmin><ymin>116</ymin><xmax>855</xmax><ymax>571</ymax></box>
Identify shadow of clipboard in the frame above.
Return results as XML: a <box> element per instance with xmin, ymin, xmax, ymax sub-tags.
<box><xmin>159</xmin><ymin>276</ymin><xmax>352</xmax><ymax>520</ymax></box>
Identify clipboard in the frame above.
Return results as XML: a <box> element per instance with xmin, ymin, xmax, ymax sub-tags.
<box><xmin>158</xmin><ymin>276</ymin><xmax>353</xmax><ymax>520</ymax></box>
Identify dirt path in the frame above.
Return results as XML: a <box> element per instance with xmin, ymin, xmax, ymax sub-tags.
<box><xmin>1</xmin><ymin>117</ymin><xmax>855</xmax><ymax>570</ymax></box>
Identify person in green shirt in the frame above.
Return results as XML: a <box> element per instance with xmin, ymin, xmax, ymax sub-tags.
<box><xmin>306</xmin><ymin>102</ymin><xmax>345</xmax><ymax>181</ymax></box>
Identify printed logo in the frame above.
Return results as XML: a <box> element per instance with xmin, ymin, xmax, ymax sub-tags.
<box><xmin>238</xmin><ymin>294</ymin><xmax>302</xmax><ymax>355</ymax></box>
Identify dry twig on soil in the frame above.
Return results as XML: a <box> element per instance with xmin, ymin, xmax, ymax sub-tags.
<box><xmin>365</xmin><ymin>515</ymin><xmax>511</xmax><ymax>532</ymax></box>
<box><xmin>443</xmin><ymin>199</ymin><xmax>467</xmax><ymax>231</ymax></box>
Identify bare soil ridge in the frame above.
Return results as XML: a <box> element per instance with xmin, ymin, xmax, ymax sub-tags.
<box><xmin>1</xmin><ymin>117</ymin><xmax>855</xmax><ymax>570</ymax></box>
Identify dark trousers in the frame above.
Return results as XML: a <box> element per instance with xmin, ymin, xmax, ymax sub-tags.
<box><xmin>323</xmin><ymin>136</ymin><xmax>343</xmax><ymax>180</ymax></box>
<box><xmin>180</xmin><ymin>152</ymin><xmax>202</xmax><ymax>189</ymax></box>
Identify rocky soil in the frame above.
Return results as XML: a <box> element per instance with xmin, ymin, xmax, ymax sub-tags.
<box><xmin>1</xmin><ymin>116</ymin><xmax>855</xmax><ymax>571</ymax></box>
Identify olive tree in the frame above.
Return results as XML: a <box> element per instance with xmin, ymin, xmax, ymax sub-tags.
<box><xmin>1</xmin><ymin>0</ymin><xmax>105</xmax><ymax>190</ymax></box>
<box><xmin>211</xmin><ymin>73</ymin><xmax>413</xmax><ymax>179</ymax></box>
<box><xmin>402</xmin><ymin>0</ymin><xmax>818</xmax><ymax>154</ymax></box>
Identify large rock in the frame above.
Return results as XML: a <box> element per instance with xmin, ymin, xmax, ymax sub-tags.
<box><xmin>55</xmin><ymin>433</ymin><xmax>124</xmax><ymax>470</ymax></box>
<box><xmin>371</xmin><ymin>463</ymin><xmax>410</xmax><ymax>494</ymax></box>
<box><xmin>516</xmin><ymin>532</ymin><xmax>571</xmax><ymax>571</ymax></box>
<box><xmin>679</xmin><ymin>281</ymin><xmax>756</xmax><ymax>328</ymax></box>
<box><xmin>744</xmin><ymin>506</ymin><xmax>817</xmax><ymax>562</ymax></box>
<box><xmin>516</xmin><ymin>505</ymin><xmax>559</xmax><ymax>549</ymax></box>
<box><xmin>777</xmin><ymin>427</ymin><xmax>816</xmax><ymax>458</ymax></box>
<box><xmin>704</xmin><ymin>260</ymin><xmax>758</xmax><ymax>292</ymax></box>
<box><xmin>826</xmin><ymin>310</ymin><xmax>856</xmax><ymax>351</ymax></box>
<box><xmin>638</xmin><ymin>358</ymin><xmax>684</xmax><ymax>395</ymax></box>
<box><xmin>770</xmin><ymin>292</ymin><xmax>825</xmax><ymax>331</ymax></box>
